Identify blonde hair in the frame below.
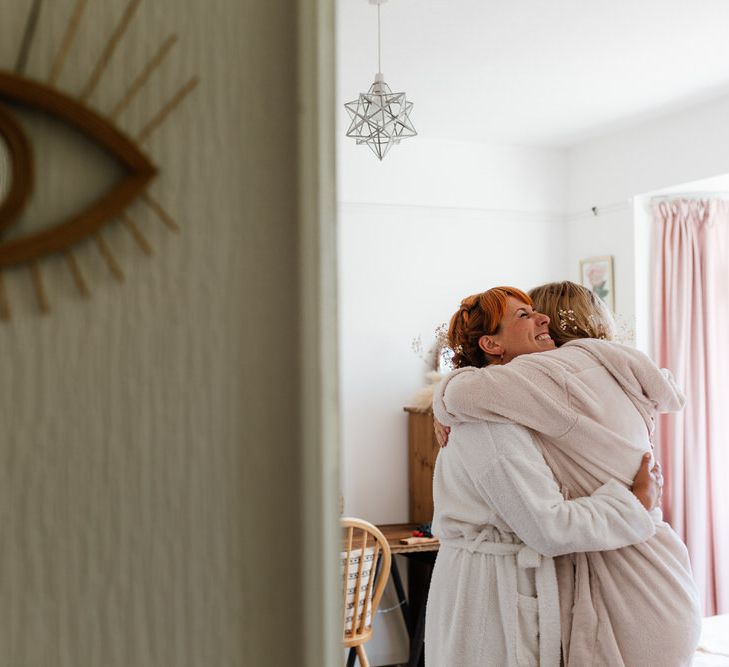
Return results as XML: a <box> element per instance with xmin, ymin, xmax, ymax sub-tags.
<box><xmin>528</xmin><ymin>281</ymin><xmax>614</xmax><ymax>346</ymax></box>
<box><xmin>448</xmin><ymin>286</ymin><xmax>532</xmax><ymax>368</ymax></box>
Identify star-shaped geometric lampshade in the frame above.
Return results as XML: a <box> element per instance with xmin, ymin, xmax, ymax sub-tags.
<box><xmin>345</xmin><ymin>73</ymin><xmax>417</xmax><ymax>160</ymax></box>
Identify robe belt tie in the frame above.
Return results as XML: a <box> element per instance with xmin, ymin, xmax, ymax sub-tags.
<box><xmin>440</xmin><ymin>536</ymin><xmax>562</xmax><ymax>666</ymax></box>
<box><xmin>441</xmin><ymin>536</ymin><xmax>541</xmax><ymax>566</ymax></box>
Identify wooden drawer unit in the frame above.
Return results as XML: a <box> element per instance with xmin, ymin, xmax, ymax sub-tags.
<box><xmin>404</xmin><ymin>407</ymin><xmax>439</xmax><ymax>524</ymax></box>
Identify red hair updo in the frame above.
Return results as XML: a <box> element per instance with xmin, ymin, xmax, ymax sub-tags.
<box><xmin>448</xmin><ymin>286</ymin><xmax>532</xmax><ymax>368</ymax></box>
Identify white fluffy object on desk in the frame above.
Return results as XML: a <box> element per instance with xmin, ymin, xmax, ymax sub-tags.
<box><xmin>409</xmin><ymin>371</ymin><xmax>445</xmax><ymax>412</ymax></box>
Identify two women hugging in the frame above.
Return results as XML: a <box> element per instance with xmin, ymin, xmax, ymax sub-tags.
<box><xmin>425</xmin><ymin>281</ymin><xmax>700</xmax><ymax>667</ymax></box>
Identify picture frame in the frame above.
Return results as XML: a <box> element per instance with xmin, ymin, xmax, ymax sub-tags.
<box><xmin>579</xmin><ymin>255</ymin><xmax>615</xmax><ymax>311</ymax></box>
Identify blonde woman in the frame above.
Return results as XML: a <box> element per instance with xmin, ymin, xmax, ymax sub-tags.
<box><xmin>433</xmin><ymin>282</ymin><xmax>700</xmax><ymax>666</ymax></box>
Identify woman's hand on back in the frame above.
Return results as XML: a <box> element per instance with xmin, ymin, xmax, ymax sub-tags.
<box><xmin>631</xmin><ymin>453</ymin><xmax>663</xmax><ymax>511</ymax></box>
<box><xmin>433</xmin><ymin>418</ymin><xmax>450</xmax><ymax>448</ymax></box>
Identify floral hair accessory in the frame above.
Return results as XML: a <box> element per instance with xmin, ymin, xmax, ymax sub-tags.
<box><xmin>558</xmin><ymin>309</ymin><xmax>612</xmax><ymax>340</ymax></box>
<box><xmin>558</xmin><ymin>308</ymin><xmax>578</xmax><ymax>332</ymax></box>
<box><xmin>587</xmin><ymin>314</ymin><xmax>609</xmax><ymax>340</ymax></box>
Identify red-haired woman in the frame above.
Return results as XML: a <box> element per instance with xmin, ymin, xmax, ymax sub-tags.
<box><xmin>425</xmin><ymin>284</ymin><xmax>700</xmax><ymax>667</ymax></box>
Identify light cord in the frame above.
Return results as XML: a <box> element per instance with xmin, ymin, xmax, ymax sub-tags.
<box><xmin>377</xmin><ymin>2</ymin><xmax>382</xmax><ymax>74</ymax></box>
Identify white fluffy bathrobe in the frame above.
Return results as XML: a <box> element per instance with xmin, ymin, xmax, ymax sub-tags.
<box><xmin>425</xmin><ymin>410</ymin><xmax>657</xmax><ymax>665</ymax></box>
<box><xmin>433</xmin><ymin>338</ymin><xmax>701</xmax><ymax>666</ymax></box>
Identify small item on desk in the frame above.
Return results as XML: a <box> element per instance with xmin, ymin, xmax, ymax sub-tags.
<box><xmin>403</xmin><ymin>522</ymin><xmax>437</xmax><ymax>545</ymax></box>
<box><xmin>413</xmin><ymin>522</ymin><xmax>433</xmax><ymax>538</ymax></box>
<box><xmin>401</xmin><ymin>535</ymin><xmax>440</xmax><ymax>546</ymax></box>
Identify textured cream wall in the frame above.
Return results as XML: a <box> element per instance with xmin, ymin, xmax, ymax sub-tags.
<box><xmin>0</xmin><ymin>1</ymin><xmax>308</xmax><ymax>665</ymax></box>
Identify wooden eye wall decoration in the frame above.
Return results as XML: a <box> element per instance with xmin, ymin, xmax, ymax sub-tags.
<box><xmin>0</xmin><ymin>0</ymin><xmax>198</xmax><ymax>320</ymax></box>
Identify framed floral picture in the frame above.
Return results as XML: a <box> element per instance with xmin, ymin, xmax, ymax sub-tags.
<box><xmin>580</xmin><ymin>255</ymin><xmax>615</xmax><ymax>311</ymax></box>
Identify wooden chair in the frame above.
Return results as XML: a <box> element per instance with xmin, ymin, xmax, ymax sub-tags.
<box><xmin>341</xmin><ymin>517</ymin><xmax>392</xmax><ymax>667</ymax></box>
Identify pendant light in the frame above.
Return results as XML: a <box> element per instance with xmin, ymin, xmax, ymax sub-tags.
<box><xmin>344</xmin><ymin>0</ymin><xmax>417</xmax><ymax>160</ymax></box>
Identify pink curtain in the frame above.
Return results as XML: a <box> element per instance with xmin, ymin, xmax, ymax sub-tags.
<box><xmin>654</xmin><ymin>198</ymin><xmax>729</xmax><ymax>616</ymax></box>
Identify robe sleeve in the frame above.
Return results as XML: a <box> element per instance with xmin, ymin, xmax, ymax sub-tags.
<box><xmin>658</xmin><ymin>367</ymin><xmax>685</xmax><ymax>410</ymax></box>
<box><xmin>433</xmin><ymin>359</ymin><xmax>577</xmax><ymax>437</ymax></box>
<box><xmin>565</xmin><ymin>339</ymin><xmax>685</xmax><ymax>413</ymax></box>
<box><xmin>473</xmin><ymin>450</ymin><xmax>656</xmax><ymax>557</ymax></box>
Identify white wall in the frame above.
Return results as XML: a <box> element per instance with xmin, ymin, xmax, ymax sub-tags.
<box><xmin>564</xmin><ymin>204</ymin><xmax>637</xmax><ymax>331</ymax></box>
<box><xmin>339</xmin><ymin>136</ymin><xmax>567</xmax><ymax>212</ymax></box>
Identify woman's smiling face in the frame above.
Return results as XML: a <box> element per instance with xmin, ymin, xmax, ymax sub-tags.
<box><xmin>478</xmin><ymin>296</ymin><xmax>555</xmax><ymax>363</ymax></box>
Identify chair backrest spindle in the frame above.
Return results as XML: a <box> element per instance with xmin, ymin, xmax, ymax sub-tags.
<box><xmin>351</xmin><ymin>529</ymin><xmax>366</xmax><ymax>634</ymax></box>
<box><xmin>358</xmin><ymin>540</ymin><xmax>380</xmax><ymax>634</ymax></box>
<box><xmin>342</xmin><ymin>525</ymin><xmax>354</xmax><ymax>633</ymax></box>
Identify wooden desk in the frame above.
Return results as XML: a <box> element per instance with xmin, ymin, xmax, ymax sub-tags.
<box><xmin>378</xmin><ymin>523</ymin><xmax>440</xmax><ymax>554</ymax></box>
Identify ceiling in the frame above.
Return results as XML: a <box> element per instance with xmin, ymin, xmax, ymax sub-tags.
<box><xmin>337</xmin><ymin>0</ymin><xmax>729</xmax><ymax>147</ymax></box>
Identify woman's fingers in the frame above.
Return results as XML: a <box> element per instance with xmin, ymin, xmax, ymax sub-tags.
<box><xmin>632</xmin><ymin>453</ymin><xmax>660</xmax><ymax>510</ymax></box>
<box><xmin>433</xmin><ymin>418</ymin><xmax>450</xmax><ymax>448</ymax></box>
<box><xmin>649</xmin><ymin>457</ymin><xmax>664</xmax><ymax>502</ymax></box>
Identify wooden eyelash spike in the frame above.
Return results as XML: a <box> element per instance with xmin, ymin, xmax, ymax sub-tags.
<box><xmin>14</xmin><ymin>0</ymin><xmax>43</xmax><ymax>76</ymax></box>
<box><xmin>29</xmin><ymin>261</ymin><xmax>50</xmax><ymax>313</ymax></box>
<box><xmin>48</xmin><ymin>0</ymin><xmax>89</xmax><ymax>85</ymax></box>
<box><xmin>109</xmin><ymin>33</ymin><xmax>178</xmax><ymax>120</ymax></box>
<box><xmin>63</xmin><ymin>249</ymin><xmax>91</xmax><ymax>299</ymax></box>
<box><xmin>136</xmin><ymin>76</ymin><xmax>199</xmax><ymax>143</ymax></box>
<box><xmin>120</xmin><ymin>212</ymin><xmax>153</xmax><ymax>255</ymax></box>
<box><xmin>94</xmin><ymin>234</ymin><xmax>125</xmax><ymax>283</ymax></box>
<box><xmin>79</xmin><ymin>0</ymin><xmax>143</xmax><ymax>102</ymax></box>
<box><xmin>140</xmin><ymin>192</ymin><xmax>180</xmax><ymax>232</ymax></box>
